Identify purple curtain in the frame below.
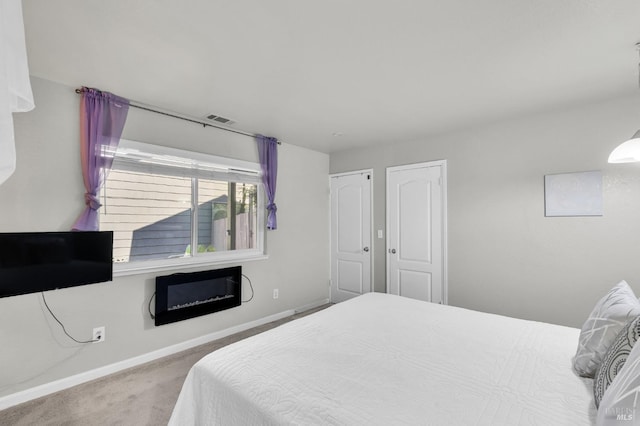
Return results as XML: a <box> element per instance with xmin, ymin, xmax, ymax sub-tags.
<box><xmin>256</xmin><ymin>135</ymin><xmax>278</xmax><ymax>230</ymax></box>
<box><xmin>71</xmin><ymin>88</ymin><xmax>129</xmax><ymax>231</ymax></box>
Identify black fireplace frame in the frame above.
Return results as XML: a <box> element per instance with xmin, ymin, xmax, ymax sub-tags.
<box><xmin>154</xmin><ymin>266</ymin><xmax>242</xmax><ymax>326</ymax></box>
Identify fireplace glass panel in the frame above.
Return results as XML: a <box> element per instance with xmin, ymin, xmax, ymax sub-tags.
<box><xmin>155</xmin><ymin>266</ymin><xmax>241</xmax><ymax>326</ymax></box>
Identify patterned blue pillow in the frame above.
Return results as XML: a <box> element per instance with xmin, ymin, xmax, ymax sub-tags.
<box><xmin>574</xmin><ymin>281</ymin><xmax>640</xmax><ymax>377</ymax></box>
<box><xmin>594</xmin><ymin>316</ymin><xmax>640</xmax><ymax>408</ymax></box>
<box><xmin>597</xmin><ymin>324</ymin><xmax>640</xmax><ymax>424</ymax></box>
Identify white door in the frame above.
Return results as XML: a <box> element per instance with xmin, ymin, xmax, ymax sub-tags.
<box><xmin>330</xmin><ymin>171</ymin><xmax>372</xmax><ymax>303</ymax></box>
<box><xmin>386</xmin><ymin>161</ymin><xmax>446</xmax><ymax>303</ymax></box>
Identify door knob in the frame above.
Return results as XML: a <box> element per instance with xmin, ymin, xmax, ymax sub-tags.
<box><xmin>363</xmin><ymin>247</ymin><xmax>369</xmax><ymax>252</ymax></box>
<box><xmin>389</xmin><ymin>248</ymin><xmax>396</xmax><ymax>254</ymax></box>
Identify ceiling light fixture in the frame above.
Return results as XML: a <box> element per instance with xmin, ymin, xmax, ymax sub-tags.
<box><xmin>608</xmin><ymin>42</ymin><xmax>640</xmax><ymax>163</ymax></box>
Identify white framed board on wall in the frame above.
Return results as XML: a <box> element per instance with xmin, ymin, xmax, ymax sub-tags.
<box><xmin>544</xmin><ymin>170</ymin><xmax>603</xmax><ymax>217</ymax></box>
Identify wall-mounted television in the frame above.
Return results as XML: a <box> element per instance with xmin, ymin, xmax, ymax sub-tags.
<box><xmin>0</xmin><ymin>231</ymin><xmax>113</xmax><ymax>298</ymax></box>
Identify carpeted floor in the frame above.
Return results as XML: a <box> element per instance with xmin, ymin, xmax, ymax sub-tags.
<box><xmin>0</xmin><ymin>305</ymin><xmax>329</xmax><ymax>426</ymax></box>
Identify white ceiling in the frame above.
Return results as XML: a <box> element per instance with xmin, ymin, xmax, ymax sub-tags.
<box><xmin>22</xmin><ymin>0</ymin><xmax>640</xmax><ymax>153</ymax></box>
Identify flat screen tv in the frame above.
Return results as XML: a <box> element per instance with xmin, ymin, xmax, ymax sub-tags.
<box><xmin>0</xmin><ymin>231</ymin><xmax>113</xmax><ymax>298</ymax></box>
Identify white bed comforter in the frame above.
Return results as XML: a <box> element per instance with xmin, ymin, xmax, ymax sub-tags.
<box><xmin>169</xmin><ymin>293</ymin><xmax>596</xmax><ymax>425</ymax></box>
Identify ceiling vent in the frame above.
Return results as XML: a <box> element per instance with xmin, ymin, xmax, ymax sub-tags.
<box><xmin>205</xmin><ymin>114</ymin><xmax>235</xmax><ymax>125</ymax></box>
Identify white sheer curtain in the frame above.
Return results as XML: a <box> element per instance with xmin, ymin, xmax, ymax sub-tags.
<box><xmin>0</xmin><ymin>0</ymin><xmax>34</xmax><ymax>185</ymax></box>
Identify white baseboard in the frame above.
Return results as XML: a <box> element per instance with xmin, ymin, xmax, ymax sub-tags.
<box><xmin>0</xmin><ymin>298</ymin><xmax>329</xmax><ymax>411</ymax></box>
<box><xmin>294</xmin><ymin>297</ymin><xmax>331</xmax><ymax>314</ymax></box>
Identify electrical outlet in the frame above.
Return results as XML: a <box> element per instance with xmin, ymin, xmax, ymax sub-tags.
<box><xmin>273</xmin><ymin>289</ymin><xmax>279</xmax><ymax>299</ymax></box>
<box><xmin>93</xmin><ymin>326</ymin><xmax>105</xmax><ymax>343</ymax></box>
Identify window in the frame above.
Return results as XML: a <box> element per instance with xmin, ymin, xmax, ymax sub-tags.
<box><xmin>100</xmin><ymin>140</ymin><xmax>265</xmax><ymax>275</ymax></box>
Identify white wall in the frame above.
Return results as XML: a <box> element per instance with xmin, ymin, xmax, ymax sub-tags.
<box><xmin>0</xmin><ymin>77</ymin><xmax>330</xmax><ymax>398</ymax></box>
<box><xmin>330</xmin><ymin>95</ymin><xmax>640</xmax><ymax>328</ymax></box>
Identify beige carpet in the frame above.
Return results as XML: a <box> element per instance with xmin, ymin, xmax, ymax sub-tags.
<box><xmin>0</xmin><ymin>305</ymin><xmax>329</xmax><ymax>426</ymax></box>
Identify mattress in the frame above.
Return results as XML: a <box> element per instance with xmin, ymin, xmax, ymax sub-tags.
<box><xmin>169</xmin><ymin>292</ymin><xmax>596</xmax><ymax>425</ymax></box>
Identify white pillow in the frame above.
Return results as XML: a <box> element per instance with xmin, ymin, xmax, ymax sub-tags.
<box><xmin>573</xmin><ymin>280</ymin><xmax>640</xmax><ymax>378</ymax></box>
<box><xmin>597</xmin><ymin>328</ymin><xmax>640</xmax><ymax>425</ymax></box>
<box><xmin>594</xmin><ymin>316</ymin><xmax>640</xmax><ymax>407</ymax></box>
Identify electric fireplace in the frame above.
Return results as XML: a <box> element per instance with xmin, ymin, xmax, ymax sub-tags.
<box><xmin>155</xmin><ymin>266</ymin><xmax>241</xmax><ymax>326</ymax></box>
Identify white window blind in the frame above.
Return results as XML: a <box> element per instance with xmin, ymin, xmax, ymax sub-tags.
<box><xmin>109</xmin><ymin>140</ymin><xmax>261</xmax><ymax>183</ymax></box>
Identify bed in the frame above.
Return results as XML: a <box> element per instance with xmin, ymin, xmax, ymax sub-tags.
<box><xmin>169</xmin><ymin>292</ymin><xmax>596</xmax><ymax>425</ymax></box>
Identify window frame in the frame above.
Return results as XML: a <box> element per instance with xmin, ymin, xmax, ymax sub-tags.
<box><xmin>101</xmin><ymin>139</ymin><xmax>267</xmax><ymax>277</ymax></box>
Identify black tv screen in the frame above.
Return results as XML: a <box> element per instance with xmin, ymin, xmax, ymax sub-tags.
<box><xmin>0</xmin><ymin>231</ymin><xmax>113</xmax><ymax>298</ymax></box>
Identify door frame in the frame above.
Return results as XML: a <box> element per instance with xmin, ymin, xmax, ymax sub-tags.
<box><xmin>385</xmin><ymin>160</ymin><xmax>448</xmax><ymax>304</ymax></box>
<box><xmin>329</xmin><ymin>169</ymin><xmax>374</xmax><ymax>300</ymax></box>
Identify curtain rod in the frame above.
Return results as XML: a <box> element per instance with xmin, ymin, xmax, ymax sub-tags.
<box><xmin>74</xmin><ymin>88</ymin><xmax>281</xmax><ymax>144</ymax></box>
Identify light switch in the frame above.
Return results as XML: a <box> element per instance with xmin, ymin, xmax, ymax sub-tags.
<box><xmin>377</xmin><ymin>230</ymin><xmax>383</xmax><ymax>239</ymax></box>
